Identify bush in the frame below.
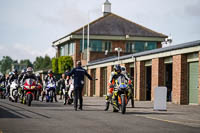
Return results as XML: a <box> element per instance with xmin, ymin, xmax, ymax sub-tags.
<box><xmin>58</xmin><ymin>56</ymin><xmax>73</xmax><ymax>74</ymax></box>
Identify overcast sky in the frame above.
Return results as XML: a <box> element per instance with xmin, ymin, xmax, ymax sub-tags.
<box><xmin>0</xmin><ymin>0</ymin><xmax>200</xmax><ymax>62</ymax></box>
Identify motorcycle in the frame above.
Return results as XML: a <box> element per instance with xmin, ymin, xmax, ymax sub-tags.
<box><xmin>9</xmin><ymin>80</ymin><xmax>19</xmax><ymax>102</ymax></box>
<box><xmin>112</xmin><ymin>75</ymin><xmax>129</xmax><ymax>114</ymax></box>
<box><xmin>23</xmin><ymin>78</ymin><xmax>37</xmax><ymax>106</ymax></box>
<box><xmin>46</xmin><ymin>80</ymin><xmax>56</xmax><ymax>102</ymax></box>
<box><xmin>63</xmin><ymin>78</ymin><xmax>74</xmax><ymax>105</ymax></box>
<box><xmin>35</xmin><ymin>82</ymin><xmax>42</xmax><ymax>101</ymax></box>
<box><xmin>0</xmin><ymin>82</ymin><xmax>6</xmax><ymax>99</ymax></box>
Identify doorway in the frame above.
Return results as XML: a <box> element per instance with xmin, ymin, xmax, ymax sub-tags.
<box><xmin>188</xmin><ymin>62</ymin><xmax>199</xmax><ymax>104</ymax></box>
<box><xmin>145</xmin><ymin>66</ymin><xmax>152</xmax><ymax>101</ymax></box>
<box><xmin>165</xmin><ymin>64</ymin><xmax>173</xmax><ymax>102</ymax></box>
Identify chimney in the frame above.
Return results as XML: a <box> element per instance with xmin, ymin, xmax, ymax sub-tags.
<box><xmin>102</xmin><ymin>0</ymin><xmax>111</xmax><ymax>16</ymax></box>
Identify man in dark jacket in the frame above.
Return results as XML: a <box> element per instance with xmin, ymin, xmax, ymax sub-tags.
<box><xmin>68</xmin><ymin>61</ymin><xmax>93</xmax><ymax>111</ymax></box>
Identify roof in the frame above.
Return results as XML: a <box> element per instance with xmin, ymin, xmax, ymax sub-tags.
<box><xmin>88</xmin><ymin>40</ymin><xmax>200</xmax><ymax>66</ymax></box>
<box><xmin>53</xmin><ymin>13</ymin><xmax>167</xmax><ymax>43</ymax></box>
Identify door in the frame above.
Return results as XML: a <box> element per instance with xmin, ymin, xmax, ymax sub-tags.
<box><xmin>188</xmin><ymin>62</ymin><xmax>199</xmax><ymax>104</ymax></box>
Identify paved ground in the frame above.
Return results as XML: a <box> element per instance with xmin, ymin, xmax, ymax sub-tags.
<box><xmin>0</xmin><ymin>97</ymin><xmax>200</xmax><ymax>133</ymax></box>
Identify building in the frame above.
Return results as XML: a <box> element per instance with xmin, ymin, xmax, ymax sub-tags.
<box><xmin>85</xmin><ymin>40</ymin><xmax>200</xmax><ymax>105</ymax></box>
<box><xmin>52</xmin><ymin>0</ymin><xmax>167</xmax><ymax>67</ymax></box>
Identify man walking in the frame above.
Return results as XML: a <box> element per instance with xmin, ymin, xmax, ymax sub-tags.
<box><xmin>68</xmin><ymin>61</ymin><xmax>92</xmax><ymax>111</ymax></box>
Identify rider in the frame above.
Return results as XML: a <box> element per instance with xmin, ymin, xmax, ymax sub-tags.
<box><xmin>104</xmin><ymin>64</ymin><xmax>130</xmax><ymax>111</ymax></box>
<box><xmin>21</xmin><ymin>67</ymin><xmax>37</xmax><ymax>99</ymax></box>
<box><xmin>44</xmin><ymin>70</ymin><xmax>57</xmax><ymax>102</ymax></box>
<box><xmin>18</xmin><ymin>68</ymin><xmax>27</xmax><ymax>85</ymax></box>
<box><xmin>9</xmin><ymin>69</ymin><xmax>19</xmax><ymax>85</ymax></box>
<box><xmin>35</xmin><ymin>73</ymin><xmax>43</xmax><ymax>101</ymax></box>
<box><xmin>57</xmin><ymin>73</ymin><xmax>66</xmax><ymax>100</ymax></box>
<box><xmin>5</xmin><ymin>72</ymin><xmax>13</xmax><ymax>96</ymax></box>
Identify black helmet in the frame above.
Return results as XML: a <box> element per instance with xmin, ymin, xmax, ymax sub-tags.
<box><xmin>114</xmin><ymin>64</ymin><xmax>121</xmax><ymax>72</ymax></box>
<box><xmin>13</xmin><ymin>69</ymin><xmax>18</xmax><ymax>74</ymax></box>
<box><xmin>48</xmin><ymin>70</ymin><xmax>53</xmax><ymax>74</ymax></box>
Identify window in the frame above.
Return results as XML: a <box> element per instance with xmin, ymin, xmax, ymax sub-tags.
<box><xmin>126</xmin><ymin>42</ymin><xmax>135</xmax><ymax>53</ymax></box>
<box><xmin>80</xmin><ymin>40</ymin><xmax>112</xmax><ymax>52</ymax></box>
<box><xmin>145</xmin><ymin>42</ymin><xmax>157</xmax><ymax>50</ymax></box>
<box><xmin>102</xmin><ymin>41</ymin><xmax>112</xmax><ymax>52</ymax></box>
<box><xmin>60</xmin><ymin>45</ymin><xmax>65</xmax><ymax>56</ymax></box>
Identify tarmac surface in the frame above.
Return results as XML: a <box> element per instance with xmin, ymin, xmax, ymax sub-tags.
<box><xmin>0</xmin><ymin>97</ymin><xmax>200</xmax><ymax>133</ymax></box>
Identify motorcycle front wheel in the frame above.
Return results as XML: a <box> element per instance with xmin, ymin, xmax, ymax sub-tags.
<box><xmin>27</xmin><ymin>93</ymin><xmax>32</xmax><ymax>106</ymax></box>
<box><xmin>121</xmin><ymin>94</ymin><xmax>126</xmax><ymax>114</ymax></box>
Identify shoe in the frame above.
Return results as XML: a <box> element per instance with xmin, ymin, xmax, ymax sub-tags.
<box><xmin>78</xmin><ymin>107</ymin><xmax>82</xmax><ymax>110</ymax></box>
<box><xmin>75</xmin><ymin>108</ymin><xmax>77</xmax><ymax>111</ymax></box>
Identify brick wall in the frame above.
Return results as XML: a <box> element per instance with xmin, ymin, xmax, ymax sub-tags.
<box><xmin>112</xmin><ymin>40</ymin><xmax>126</xmax><ymax>52</ymax></box>
<box><xmin>74</xmin><ymin>40</ymin><xmax>81</xmax><ymax>67</ymax></box>
<box><xmin>87</xmin><ymin>69</ymin><xmax>93</xmax><ymax>96</ymax></box>
<box><xmin>135</xmin><ymin>61</ymin><xmax>145</xmax><ymax>100</ymax></box>
<box><xmin>151</xmin><ymin>58</ymin><xmax>164</xmax><ymax>101</ymax></box>
<box><xmin>107</xmin><ymin>65</ymin><xmax>113</xmax><ymax>94</ymax></box>
<box><xmin>199</xmin><ymin>52</ymin><xmax>200</xmax><ymax>104</ymax></box>
<box><xmin>172</xmin><ymin>55</ymin><xmax>188</xmax><ymax>104</ymax></box>
<box><xmin>95</xmin><ymin>67</ymin><xmax>103</xmax><ymax>97</ymax></box>
<box><xmin>157</xmin><ymin>42</ymin><xmax>162</xmax><ymax>48</ymax></box>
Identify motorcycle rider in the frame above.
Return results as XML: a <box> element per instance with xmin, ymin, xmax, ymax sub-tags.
<box><xmin>5</xmin><ymin>72</ymin><xmax>13</xmax><ymax>96</ymax></box>
<box><xmin>9</xmin><ymin>69</ymin><xmax>19</xmax><ymax>85</ymax></box>
<box><xmin>18</xmin><ymin>68</ymin><xmax>27</xmax><ymax>85</ymax></box>
<box><xmin>104</xmin><ymin>64</ymin><xmax>130</xmax><ymax>111</ymax></box>
<box><xmin>57</xmin><ymin>73</ymin><xmax>66</xmax><ymax>100</ymax></box>
<box><xmin>44</xmin><ymin>70</ymin><xmax>57</xmax><ymax>102</ymax></box>
<box><xmin>35</xmin><ymin>73</ymin><xmax>43</xmax><ymax>101</ymax></box>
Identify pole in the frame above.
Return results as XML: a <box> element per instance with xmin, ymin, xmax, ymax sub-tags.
<box><xmin>87</xmin><ymin>12</ymin><xmax>90</xmax><ymax>64</ymax></box>
<box><xmin>82</xmin><ymin>26</ymin><xmax>84</xmax><ymax>52</ymax></box>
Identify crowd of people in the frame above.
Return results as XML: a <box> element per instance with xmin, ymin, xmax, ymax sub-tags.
<box><xmin>0</xmin><ymin>61</ymin><xmax>134</xmax><ymax>113</ymax></box>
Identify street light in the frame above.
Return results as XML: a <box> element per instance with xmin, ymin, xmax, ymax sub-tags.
<box><xmin>115</xmin><ymin>47</ymin><xmax>122</xmax><ymax>63</ymax></box>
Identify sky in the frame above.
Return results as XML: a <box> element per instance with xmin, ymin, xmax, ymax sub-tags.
<box><xmin>0</xmin><ymin>0</ymin><xmax>200</xmax><ymax>62</ymax></box>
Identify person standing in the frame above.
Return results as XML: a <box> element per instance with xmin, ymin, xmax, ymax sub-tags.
<box><xmin>68</xmin><ymin>61</ymin><xmax>92</xmax><ymax>111</ymax></box>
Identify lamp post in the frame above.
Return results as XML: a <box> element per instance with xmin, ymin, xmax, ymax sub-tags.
<box><xmin>115</xmin><ymin>47</ymin><xmax>122</xmax><ymax>63</ymax></box>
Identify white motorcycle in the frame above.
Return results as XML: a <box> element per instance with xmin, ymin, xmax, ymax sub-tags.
<box><xmin>9</xmin><ymin>80</ymin><xmax>18</xmax><ymax>102</ymax></box>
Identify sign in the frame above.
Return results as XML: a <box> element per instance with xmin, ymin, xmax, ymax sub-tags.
<box><xmin>154</xmin><ymin>86</ymin><xmax>167</xmax><ymax>111</ymax></box>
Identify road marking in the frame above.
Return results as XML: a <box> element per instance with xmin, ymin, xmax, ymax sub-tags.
<box><xmin>136</xmin><ymin>115</ymin><xmax>200</xmax><ymax>128</ymax></box>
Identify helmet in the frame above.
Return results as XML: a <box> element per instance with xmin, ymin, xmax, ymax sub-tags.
<box><xmin>121</xmin><ymin>66</ymin><xmax>126</xmax><ymax>72</ymax></box>
<box><xmin>48</xmin><ymin>70</ymin><xmax>53</xmax><ymax>74</ymax></box>
<box><xmin>114</xmin><ymin>64</ymin><xmax>121</xmax><ymax>72</ymax></box>
<box><xmin>9</xmin><ymin>72</ymin><xmax>13</xmax><ymax>76</ymax></box>
<box><xmin>35</xmin><ymin>73</ymin><xmax>40</xmax><ymax>77</ymax></box>
<box><xmin>13</xmin><ymin>69</ymin><xmax>18</xmax><ymax>74</ymax></box>
<box><xmin>27</xmin><ymin>67</ymin><xmax>33</xmax><ymax>75</ymax></box>
<box><xmin>21</xmin><ymin>68</ymin><xmax>27</xmax><ymax>73</ymax></box>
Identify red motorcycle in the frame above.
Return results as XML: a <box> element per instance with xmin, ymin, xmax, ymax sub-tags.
<box><xmin>23</xmin><ymin>78</ymin><xmax>37</xmax><ymax>106</ymax></box>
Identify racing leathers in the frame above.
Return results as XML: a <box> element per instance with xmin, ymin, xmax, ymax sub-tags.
<box><xmin>104</xmin><ymin>71</ymin><xmax>130</xmax><ymax>111</ymax></box>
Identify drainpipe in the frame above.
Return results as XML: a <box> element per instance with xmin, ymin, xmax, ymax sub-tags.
<box><xmin>132</xmin><ymin>55</ymin><xmax>137</xmax><ymax>99</ymax></box>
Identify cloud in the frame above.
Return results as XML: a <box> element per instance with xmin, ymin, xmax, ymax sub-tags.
<box><xmin>0</xmin><ymin>43</ymin><xmax>55</xmax><ymax>62</ymax></box>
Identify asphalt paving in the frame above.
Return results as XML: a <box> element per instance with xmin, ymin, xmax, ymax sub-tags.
<box><xmin>0</xmin><ymin>97</ymin><xmax>200</xmax><ymax>133</ymax></box>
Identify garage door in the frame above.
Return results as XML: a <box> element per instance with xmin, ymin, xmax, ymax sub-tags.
<box><xmin>188</xmin><ymin>62</ymin><xmax>199</xmax><ymax>104</ymax></box>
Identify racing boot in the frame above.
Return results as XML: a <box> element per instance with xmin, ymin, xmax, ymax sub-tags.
<box><xmin>104</xmin><ymin>101</ymin><xmax>110</xmax><ymax>111</ymax></box>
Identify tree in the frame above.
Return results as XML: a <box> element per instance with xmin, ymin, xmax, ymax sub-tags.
<box><xmin>0</xmin><ymin>56</ymin><xmax>13</xmax><ymax>74</ymax></box>
<box><xmin>33</xmin><ymin>55</ymin><xmax>52</xmax><ymax>71</ymax></box>
<box><xmin>58</xmin><ymin>56</ymin><xmax>73</xmax><ymax>74</ymax></box>
<box><xmin>19</xmin><ymin>59</ymin><xmax>33</xmax><ymax>67</ymax></box>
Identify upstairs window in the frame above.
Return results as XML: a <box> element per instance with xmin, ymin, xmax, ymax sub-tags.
<box><xmin>80</xmin><ymin>40</ymin><xmax>112</xmax><ymax>52</ymax></box>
